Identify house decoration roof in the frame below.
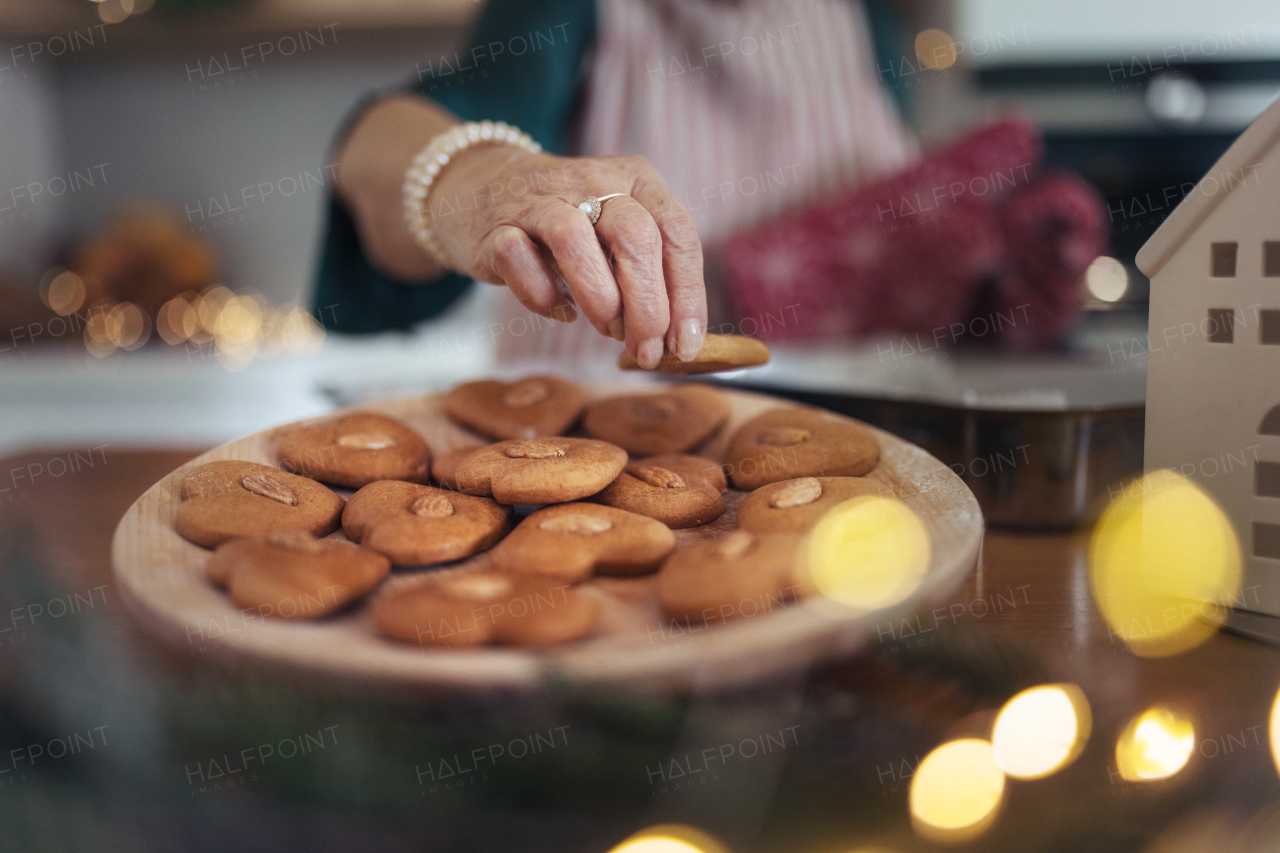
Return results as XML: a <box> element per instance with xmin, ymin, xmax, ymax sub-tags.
<box><xmin>1135</xmin><ymin>92</ymin><xmax>1280</xmax><ymax>280</ymax></box>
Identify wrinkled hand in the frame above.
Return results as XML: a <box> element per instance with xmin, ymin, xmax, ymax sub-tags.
<box><xmin>429</xmin><ymin>145</ymin><xmax>707</xmax><ymax>368</ymax></box>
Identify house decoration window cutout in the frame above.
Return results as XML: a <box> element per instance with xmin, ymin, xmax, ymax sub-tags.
<box><xmin>1212</xmin><ymin>242</ymin><xmax>1238</xmax><ymax>277</ymax></box>
<box><xmin>1136</xmin><ymin>91</ymin><xmax>1280</xmax><ymax>618</ymax></box>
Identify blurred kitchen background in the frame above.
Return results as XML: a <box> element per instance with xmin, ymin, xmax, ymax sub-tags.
<box><xmin>1</xmin><ymin>0</ymin><xmax>1278</xmax><ymax>460</ymax></box>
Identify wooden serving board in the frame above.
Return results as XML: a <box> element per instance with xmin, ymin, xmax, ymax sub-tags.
<box><xmin>110</xmin><ymin>383</ymin><xmax>983</xmax><ymax>694</ymax></box>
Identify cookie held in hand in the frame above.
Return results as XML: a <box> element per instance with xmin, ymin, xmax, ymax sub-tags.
<box><xmin>617</xmin><ymin>333</ymin><xmax>769</xmax><ymax>375</ymax></box>
<box><xmin>490</xmin><ymin>503</ymin><xmax>676</xmax><ymax>582</ymax></box>
<box><xmin>277</xmin><ymin>412</ymin><xmax>431</xmax><ymax>489</ymax></box>
<box><xmin>738</xmin><ymin>476</ymin><xmax>889</xmax><ymax>533</ymax></box>
<box><xmin>342</xmin><ymin>481</ymin><xmax>511</xmax><ymax>565</ymax></box>
<box><xmin>592</xmin><ymin>458</ymin><xmax>726</xmax><ymax>529</ymax></box>
<box><xmin>444</xmin><ymin>375</ymin><xmax>588</xmax><ymax>440</ymax></box>
<box><xmin>372</xmin><ymin>571</ymin><xmax>601</xmax><ymax>647</ymax></box>
<box><xmin>724</xmin><ymin>407</ymin><xmax>880</xmax><ymax>490</ymax></box>
<box><xmin>582</xmin><ymin>385</ymin><xmax>730</xmax><ymax>455</ymax></box>
<box><xmin>454</xmin><ymin>437</ymin><xmax>627</xmax><ymax>505</ymax></box>
<box><xmin>175</xmin><ymin>460</ymin><xmax>345</xmax><ymax>548</ymax></box>
<box><xmin>656</xmin><ymin>530</ymin><xmax>803</xmax><ymax>622</ymax></box>
<box><xmin>206</xmin><ymin>530</ymin><xmax>390</xmax><ymax>619</ymax></box>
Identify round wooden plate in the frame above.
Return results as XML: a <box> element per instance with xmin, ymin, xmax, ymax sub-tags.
<box><xmin>110</xmin><ymin>383</ymin><xmax>983</xmax><ymax>694</ymax></box>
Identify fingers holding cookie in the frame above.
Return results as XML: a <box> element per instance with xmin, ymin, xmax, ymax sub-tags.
<box><xmin>490</xmin><ymin>503</ymin><xmax>676</xmax><ymax>582</ymax></box>
<box><xmin>454</xmin><ymin>437</ymin><xmax>627</xmax><ymax>505</ymax></box>
<box><xmin>738</xmin><ymin>476</ymin><xmax>891</xmax><ymax>533</ymax></box>
<box><xmin>582</xmin><ymin>385</ymin><xmax>730</xmax><ymax>456</ymax></box>
<box><xmin>617</xmin><ymin>333</ymin><xmax>769</xmax><ymax>375</ymax></box>
<box><xmin>444</xmin><ymin>376</ymin><xmax>588</xmax><ymax>440</ymax></box>
<box><xmin>724</xmin><ymin>408</ymin><xmax>880</xmax><ymax>490</ymax></box>
<box><xmin>342</xmin><ymin>481</ymin><xmax>512</xmax><ymax>565</ymax></box>
<box><xmin>277</xmin><ymin>412</ymin><xmax>431</xmax><ymax>489</ymax></box>
<box><xmin>592</xmin><ymin>458</ymin><xmax>725</xmax><ymax>529</ymax></box>
<box><xmin>206</xmin><ymin>530</ymin><xmax>390</xmax><ymax>619</ymax></box>
<box><xmin>175</xmin><ymin>461</ymin><xmax>346</xmax><ymax>548</ymax></box>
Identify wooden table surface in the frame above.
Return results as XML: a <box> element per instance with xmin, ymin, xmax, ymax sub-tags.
<box><xmin>1</xmin><ymin>447</ymin><xmax>1278</xmax><ymax>853</ymax></box>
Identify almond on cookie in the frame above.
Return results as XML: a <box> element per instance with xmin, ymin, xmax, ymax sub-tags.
<box><xmin>277</xmin><ymin>412</ymin><xmax>431</xmax><ymax>489</ymax></box>
<box><xmin>175</xmin><ymin>460</ymin><xmax>345</xmax><ymax>548</ymax></box>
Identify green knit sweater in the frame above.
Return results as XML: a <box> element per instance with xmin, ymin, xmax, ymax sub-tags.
<box><xmin>310</xmin><ymin>0</ymin><xmax>907</xmax><ymax>334</ymax></box>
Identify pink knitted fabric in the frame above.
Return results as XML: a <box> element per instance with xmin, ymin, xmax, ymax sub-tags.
<box><xmin>723</xmin><ymin>117</ymin><xmax>1108</xmax><ymax>350</ymax></box>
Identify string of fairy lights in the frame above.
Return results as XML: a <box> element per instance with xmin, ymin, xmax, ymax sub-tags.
<box><xmin>38</xmin><ymin>267</ymin><xmax>325</xmax><ymax>369</ymax></box>
<box><xmin>87</xmin><ymin>0</ymin><xmax>155</xmax><ymax>26</ymax></box>
<box><xmin>598</xmin><ymin>470</ymin><xmax>1271</xmax><ymax>852</ymax></box>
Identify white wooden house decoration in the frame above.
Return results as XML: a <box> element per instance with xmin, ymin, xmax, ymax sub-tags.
<box><xmin>1137</xmin><ymin>93</ymin><xmax>1280</xmax><ymax>618</ymax></box>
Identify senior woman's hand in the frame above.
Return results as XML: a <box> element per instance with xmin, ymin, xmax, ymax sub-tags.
<box><xmin>337</xmin><ymin>95</ymin><xmax>707</xmax><ymax>369</ymax></box>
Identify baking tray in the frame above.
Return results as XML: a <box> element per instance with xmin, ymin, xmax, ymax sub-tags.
<box><xmin>708</xmin><ymin>328</ymin><xmax>1147</xmax><ymax>529</ymax></box>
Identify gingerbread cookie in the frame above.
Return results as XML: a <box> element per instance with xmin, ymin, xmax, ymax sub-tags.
<box><xmin>277</xmin><ymin>412</ymin><xmax>431</xmax><ymax>489</ymax></box>
<box><xmin>175</xmin><ymin>460</ymin><xmax>345</xmax><ymax>548</ymax></box>
<box><xmin>656</xmin><ymin>531</ymin><xmax>803</xmax><ymax>621</ymax></box>
<box><xmin>206</xmin><ymin>529</ymin><xmax>390</xmax><ymax>619</ymax></box>
<box><xmin>618</xmin><ymin>333</ymin><xmax>770</xmax><ymax>375</ymax></box>
<box><xmin>582</xmin><ymin>385</ymin><xmax>730</xmax><ymax>455</ymax></box>
<box><xmin>431</xmin><ymin>446</ymin><xmax>481</xmax><ymax>491</ymax></box>
<box><xmin>738</xmin><ymin>477</ymin><xmax>889</xmax><ymax>533</ymax></box>
<box><xmin>490</xmin><ymin>503</ymin><xmax>676</xmax><ymax>582</ymax></box>
<box><xmin>724</xmin><ymin>407</ymin><xmax>880</xmax><ymax>490</ymax></box>
<box><xmin>444</xmin><ymin>376</ymin><xmax>587</xmax><ymax>440</ymax></box>
<box><xmin>640</xmin><ymin>454</ymin><xmax>728</xmax><ymax>493</ymax></box>
<box><xmin>372</xmin><ymin>571</ymin><xmax>600</xmax><ymax>647</ymax></box>
<box><xmin>342</xmin><ymin>481</ymin><xmax>511</xmax><ymax>565</ymax></box>
<box><xmin>454</xmin><ymin>437</ymin><xmax>627</xmax><ymax>505</ymax></box>
<box><xmin>592</xmin><ymin>459</ymin><xmax>725</xmax><ymax>529</ymax></box>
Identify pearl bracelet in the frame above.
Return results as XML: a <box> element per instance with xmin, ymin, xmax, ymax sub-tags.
<box><xmin>402</xmin><ymin>120</ymin><xmax>541</xmax><ymax>270</ymax></box>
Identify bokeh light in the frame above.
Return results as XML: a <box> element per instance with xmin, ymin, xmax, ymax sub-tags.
<box><xmin>914</xmin><ymin>28</ymin><xmax>957</xmax><ymax>70</ymax></box>
<box><xmin>106</xmin><ymin>302</ymin><xmax>151</xmax><ymax>350</ymax></box>
<box><xmin>156</xmin><ymin>293</ymin><xmax>198</xmax><ymax>345</ymax></box>
<box><xmin>1089</xmin><ymin>470</ymin><xmax>1241</xmax><ymax>657</ymax></box>
<box><xmin>40</xmin><ymin>268</ymin><xmax>87</xmax><ymax>316</ymax></box>
<box><xmin>909</xmin><ymin>739</ymin><xmax>1005</xmax><ymax>842</ymax></box>
<box><xmin>1269</xmin><ymin>686</ymin><xmax>1280</xmax><ymax>777</ymax></box>
<box><xmin>992</xmin><ymin>684</ymin><xmax>1091</xmax><ymax>780</ymax></box>
<box><xmin>803</xmin><ymin>495</ymin><xmax>930</xmax><ymax>610</ymax></box>
<box><xmin>75</xmin><ymin>280</ymin><xmax>324</xmax><ymax>367</ymax></box>
<box><xmin>83</xmin><ymin>300</ymin><xmax>118</xmax><ymax>358</ymax></box>
<box><xmin>1115</xmin><ymin>707</ymin><xmax>1195</xmax><ymax>782</ymax></box>
<box><xmin>98</xmin><ymin>0</ymin><xmax>130</xmax><ymax>23</ymax></box>
<box><xmin>196</xmin><ymin>284</ymin><xmax>233</xmax><ymax>332</ymax></box>
<box><xmin>1085</xmin><ymin>255</ymin><xmax>1129</xmax><ymax>302</ymax></box>
<box><xmin>607</xmin><ymin>824</ymin><xmax>728</xmax><ymax>853</ymax></box>
<box><xmin>213</xmin><ymin>292</ymin><xmax>264</xmax><ymax>355</ymax></box>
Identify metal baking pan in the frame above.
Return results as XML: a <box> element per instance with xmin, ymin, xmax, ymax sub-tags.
<box><xmin>707</xmin><ymin>325</ymin><xmax>1147</xmax><ymax>529</ymax></box>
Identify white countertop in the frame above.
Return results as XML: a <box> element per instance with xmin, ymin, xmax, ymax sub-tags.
<box><xmin>0</xmin><ymin>296</ymin><xmax>1149</xmax><ymax>458</ymax></box>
